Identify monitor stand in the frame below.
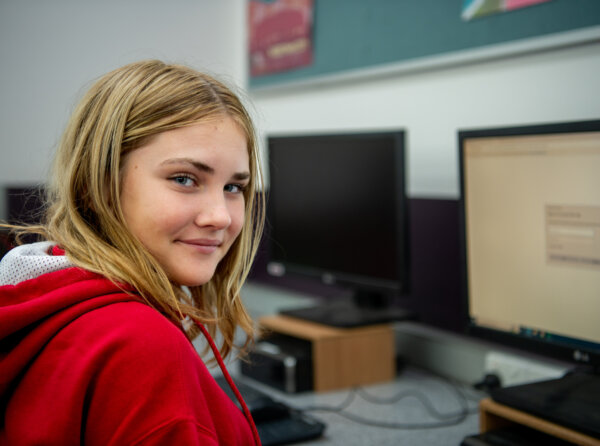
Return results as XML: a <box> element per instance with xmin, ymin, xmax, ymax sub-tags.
<box><xmin>280</xmin><ymin>293</ymin><xmax>416</xmax><ymax>328</ymax></box>
<box><xmin>280</xmin><ymin>302</ymin><xmax>415</xmax><ymax>328</ymax></box>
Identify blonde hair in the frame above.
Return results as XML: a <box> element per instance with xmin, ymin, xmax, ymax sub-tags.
<box><xmin>9</xmin><ymin>60</ymin><xmax>265</xmax><ymax>359</ymax></box>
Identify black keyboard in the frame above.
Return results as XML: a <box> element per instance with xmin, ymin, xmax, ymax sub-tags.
<box><xmin>215</xmin><ymin>376</ymin><xmax>326</xmax><ymax>446</ymax></box>
<box><xmin>490</xmin><ymin>372</ymin><xmax>600</xmax><ymax>440</ymax></box>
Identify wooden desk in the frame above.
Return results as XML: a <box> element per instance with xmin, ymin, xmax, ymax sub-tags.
<box><xmin>480</xmin><ymin>397</ymin><xmax>600</xmax><ymax>446</ymax></box>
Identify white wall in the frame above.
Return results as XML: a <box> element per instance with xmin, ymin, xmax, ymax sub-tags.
<box><xmin>0</xmin><ymin>0</ymin><xmax>246</xmax><ymax>191</ymax></box>
<box><xmin>250</xmin><ymin>40</ymin><xmax>600</xmax><ymax>198</ymax></box>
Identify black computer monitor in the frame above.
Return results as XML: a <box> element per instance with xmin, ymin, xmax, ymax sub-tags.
<box><xmin>266</xmin><ymin>130</ymin><xmax>413</xmax><ymax>327</ymax></box>
<box><xmin>458</xmin><ymin>119</ymin><xmax>600</xmax><ymax>368</ymax></box>
<box><xmin>6</xmin><ymin>186</ymin><xmax>45</xmax><ymax>225</ymax></box>
<box><xmin>1</xmin><ymin>185</ymin><xmax>46</xmax><ymax>249</ymax></box>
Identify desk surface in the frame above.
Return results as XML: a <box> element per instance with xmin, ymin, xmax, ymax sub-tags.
<box><xmin>230</xmin><ymin>365</ymin><xmax>482</xmax><ymax>446</ymax></box>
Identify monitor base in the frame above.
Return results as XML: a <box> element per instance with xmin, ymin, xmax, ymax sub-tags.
<box><xmin>280</xmin><ymin>301</ymin><xmax>416</xmax><ymax>328</ymax></box>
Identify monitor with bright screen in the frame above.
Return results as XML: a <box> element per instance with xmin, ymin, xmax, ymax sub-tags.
<box><xmin>266</xmin><ymin>130</ymin><xmax>413</xmax><ymax>327</ymax></box>
<box><xmin>459</xmin><ymin>119</ymin><xmax>600</xmax><ymax>367</ymax></box>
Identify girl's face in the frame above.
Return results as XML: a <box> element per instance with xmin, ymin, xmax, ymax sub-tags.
<box><xmin>119</xmin><ymin>116</ymin><xmax>249</xmax><ymax>287</ymax></box>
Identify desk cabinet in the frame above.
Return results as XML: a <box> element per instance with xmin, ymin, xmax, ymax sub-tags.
<box><xmin>258</xmin><ymin>315</ymin><xmax>396</xmax><ymax>392</ymax></box>
<box><xmin>479</xmin><ymin>398</ymin><xmax>600</xmax><ymax>446</ymax></box>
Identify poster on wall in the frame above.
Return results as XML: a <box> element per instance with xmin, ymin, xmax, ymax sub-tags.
<box><xmin>462</xmin><ymin>0</ymin><xmax>551</xmax><ymax>21</ymax></box>
<box><xmin>248</xmin><ymin>0</ymin><xmax>314</xmax><ymax>77</ymax></box>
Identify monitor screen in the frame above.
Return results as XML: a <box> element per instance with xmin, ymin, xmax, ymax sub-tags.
<box><xmin>459</xmin><ymin>119</ymin><xmax>600</xmax><ymax>367</ymax></box>
<box><xmin>266</xmin><ymin>130</ymin><xmax>412</xmax><ymax>327</ymax></box>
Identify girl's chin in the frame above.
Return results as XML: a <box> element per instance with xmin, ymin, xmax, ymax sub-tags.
<box><xmin>168</xmin><ymin>270</ymin><xmax>217</xmax><ymax>288</ymax></box>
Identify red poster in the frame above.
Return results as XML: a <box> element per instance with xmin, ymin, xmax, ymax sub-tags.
<box><xmin>248</xmin><ymin>0</ymin><xmax>314</xmax><ymax>77</ymax></box>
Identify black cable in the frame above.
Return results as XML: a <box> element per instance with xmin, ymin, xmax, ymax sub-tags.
<box><xmin>297</xmin><ymin>374</ymin><xmax>480</xmax><ymax>430</ymax></box>
<box><xmin>355</xmin><ymin>387</ymin><xmax>469</xmax><ymax>421</ymax></box>
<box><xmin>319</xmin><ymin>408</ymin><xmax>470</xmax><ymax>430</ymax></box>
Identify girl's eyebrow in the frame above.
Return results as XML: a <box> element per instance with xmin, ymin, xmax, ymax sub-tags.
<box><xmin>161</xmin><ymin>157</ymin><xmax>214</xmax><ymax>173</ymax></box>
<box><xmin>232</xmin><ymin>172</ymin><xmax>251</xmax><ymax>181</ymax></box>
<box><xmin>160</xmin><ymin>157</ymin><xmax>250</xmax><ymax>181</ymax></box>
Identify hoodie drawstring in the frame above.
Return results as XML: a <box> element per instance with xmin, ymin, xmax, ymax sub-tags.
<box><xmin>194</xmin><ymin>320</ymin><xmax>262</xmax><ymax>446</ymax></box>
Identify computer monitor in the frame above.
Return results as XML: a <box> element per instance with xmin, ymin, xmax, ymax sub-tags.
<box><xmin>6</xmin><ymin>186</ymin><xmax>45</xmax><ymax>225</ymax></box>
<box><xmin>1</xmin><ymin>185</ymin><xmax>46</xmax><ymax>249</ymax></box>
<box><xmin>458</xmin><ymin>119</ymin><xmax>600</xmax><ymax>368</ymax></box>
<box><xmin>266</xmin><ymin>130</ymin><xmax>413</xmax><ymax>327</ymax></box>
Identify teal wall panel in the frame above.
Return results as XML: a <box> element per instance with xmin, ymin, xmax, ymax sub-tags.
<box><xmin>249</xmin><ymin>0</ymin><xmax>600</xmax><ymax>88</ymax></box>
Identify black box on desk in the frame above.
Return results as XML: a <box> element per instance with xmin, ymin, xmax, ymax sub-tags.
<box><xmin>241</xmin><ymin>332</ymin><xmax>313</xmax><ymax>393</ymax></box>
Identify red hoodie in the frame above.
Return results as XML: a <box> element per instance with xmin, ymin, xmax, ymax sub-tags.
<box><xmin>0</xmin><ymin>243</ymin><xmax>259</xmax><ymax>445</ymax></box>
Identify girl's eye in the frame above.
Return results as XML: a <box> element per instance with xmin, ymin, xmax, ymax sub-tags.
<box><xmin>170</xmin><ymin>174</ymin><xmax>196</xmax><ymax>187</ymax></box>
<box><xmin>225</xmin><ymin>183</ymin><xmax>246</xmax><ymax>194</ymax></box>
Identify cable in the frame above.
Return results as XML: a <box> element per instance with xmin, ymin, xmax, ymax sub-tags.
<box><xmin>296</xmin><ymin>374</ymin><xmax>480</xmax><ymax>430</ymax></box>
<box><xmin>355</xmin><ymin>388</ymin><xmax>467</xmax><ymax>421</ymax></box>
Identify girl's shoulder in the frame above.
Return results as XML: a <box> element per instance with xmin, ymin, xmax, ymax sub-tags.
<box><xmin>64</xmin><ymin>300</ymin><xmax>193</xmax><ymax>358</ymax></box>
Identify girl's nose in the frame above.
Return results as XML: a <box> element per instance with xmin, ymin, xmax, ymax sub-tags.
<box><xmin>195</xmin><ymin>193</ymin><xmax>232</xmax><ymax>229</ymax></box>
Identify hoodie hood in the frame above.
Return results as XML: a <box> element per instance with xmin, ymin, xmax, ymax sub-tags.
<box><xmin>0</xmin><ymin>242</ymin><xmax>140</xmax><ymax>403</ymax></box>
<box><xmin>0</xmin><ymin>241</ymin><xmax>72</xmax><ymax>286</ymax></box>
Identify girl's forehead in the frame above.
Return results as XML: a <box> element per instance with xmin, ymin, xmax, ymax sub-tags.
<box><xmin>124</xmin><ymin>118</ymin><xmax>249</xmax><ymax>170</ymax></box>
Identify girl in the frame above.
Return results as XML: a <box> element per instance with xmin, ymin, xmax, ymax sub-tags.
<box><xmin>0</xmin><ymin>60</ymin><xmax>265</xmax><ymax>445</ymax></box>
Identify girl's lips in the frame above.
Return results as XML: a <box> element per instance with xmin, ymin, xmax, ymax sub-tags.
<box><xmin>178</xmin><ymin>239</ymin><xmax>222</xmax><ymax>254</ymax></box>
